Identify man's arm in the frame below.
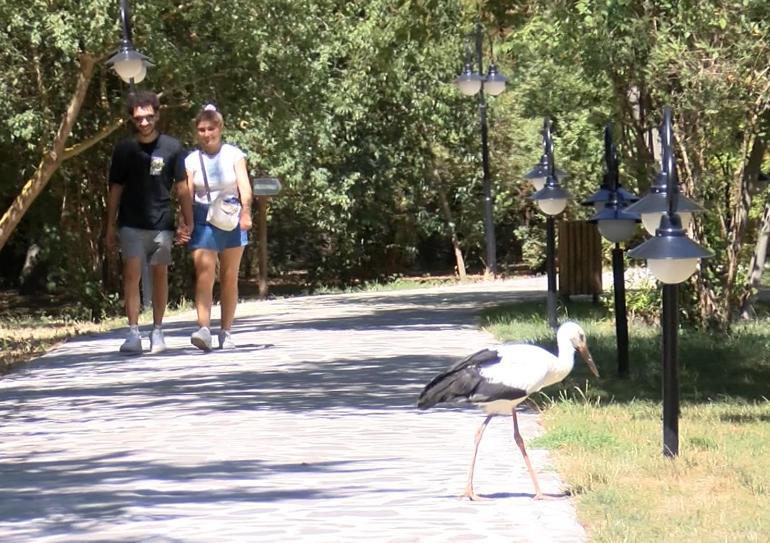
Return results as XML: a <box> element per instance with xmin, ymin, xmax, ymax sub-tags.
<box><xmin>175</xmin><ymin>173</ymin><xmax>194</xmax><ymax>244</ymax></box>
<box><xmin>104</xmin><ymin>183</ymin><xmax>123</xmax><ymax>251</ymax></box>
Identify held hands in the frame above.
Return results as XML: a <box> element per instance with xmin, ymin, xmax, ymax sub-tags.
<box><xmin>175</xmin><ymin>222</ymin><xmax>192</xmax><ymax>245</ymax></box>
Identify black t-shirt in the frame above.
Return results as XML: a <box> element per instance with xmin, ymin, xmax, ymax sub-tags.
<box><xmin>109</xmin><ymin>134</ymin><xmax>187</xmax><ymax>230</ymax></box>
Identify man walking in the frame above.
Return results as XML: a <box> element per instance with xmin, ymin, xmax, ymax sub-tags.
<box><xmin>105</xmin><ymin>91</ymin><xmax>191</xmax><ymax>353</ymax></box>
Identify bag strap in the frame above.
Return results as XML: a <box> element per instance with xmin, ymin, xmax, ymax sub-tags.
<box><xmin>198</xmin><ymin>150</ymin><xmax>212</xmax><ymax>203</ymax></box>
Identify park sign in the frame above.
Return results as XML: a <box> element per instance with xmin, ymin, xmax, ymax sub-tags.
<box><xmin>252</xmin><ymin>177</ymin><xmax>282</xmax><ymax>196</ymax></box>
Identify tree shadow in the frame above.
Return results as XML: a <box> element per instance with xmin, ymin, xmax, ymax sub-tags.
<box><xmin>0</xmin><ymin>452</ymin><xmax>398</xmax><ymax>533</ymax></box>
<box><xmin>1</xmin><ymin>351</ymin><xmax>463</xmax><ymax>419</ymax></box>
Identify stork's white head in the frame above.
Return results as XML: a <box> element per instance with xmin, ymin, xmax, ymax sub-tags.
<box><xmin>557</xmin><ymin>321</ymin><xmax>599</xmax><ymax>377</ymax></box>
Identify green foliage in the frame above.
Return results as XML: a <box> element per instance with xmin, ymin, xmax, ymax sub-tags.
<box><xmin>513</xmin><ymin>224</ymin><xmax>546</xmax><ymax>272</ymax></box>
<box><xmin>2</xmin><ymin>0</ymin><xmax>770</xmax><ymax>329</ymax></box>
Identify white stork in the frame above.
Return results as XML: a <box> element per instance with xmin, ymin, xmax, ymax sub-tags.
<box><xmin>417</xmin><ymin>321</ymin><xmax>599</xmax><ymax>500</ymax></box>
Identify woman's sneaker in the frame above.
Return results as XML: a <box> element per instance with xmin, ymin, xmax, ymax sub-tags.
<box><xmin>120</xmin><ymin>327</ymin><xmax>143</xmax><ymax>354</ymax></box>
<box><xmin>191</xmin><ymin>326</ymin><xmax>212</xmax><ymax>351</ymax></box>
<box><xmin>218</xmin><ymin>330</ymin><xmax>236</xmax><ymax>350</ymax></box>
<box><xmin>150</xmin><ymin>327</ymin><xmax>167</xmax><ymax>353</ymax></box>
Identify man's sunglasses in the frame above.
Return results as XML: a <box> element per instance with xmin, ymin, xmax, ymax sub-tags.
<box><xmin>132</xmin><ymin>114</ymin><xmax>156</xmax><ymax>123</ymax></box>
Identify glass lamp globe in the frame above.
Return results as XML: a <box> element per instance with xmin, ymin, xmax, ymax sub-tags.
<box><xmin>597</xmin><ymin>219</ymin><xmax>637</xmax><ymax>243</ymax></box>
<box><xmin>484</xmin><ymin>79</ymin><xmax>506</xmax><ymax>96</ymax></box>
<box><xmin>642</xmin><ymin>211</ymin><xmax>692</xmax><ymax>236</ymax></box>
<box><xmin>537</xmin><ymin>197</ymin><xmax>567</xmax><ymax>216</ymax></box>
<box><xmin>455</xmin><ymin>67</ymin><xmax>482</xmax><ymax>96</ymax></box>
<box><xmin>647</xmin><ymin>258</ymin><xmax>699</xmax><ymax>284</ymax></box>
<box><xmin>530</xmin><ymin>177</ymin><xmax>546</xmax><ymax>191</ymax></box>
<box><xmin>113</xmin><ymin>56</ymin><xmax>144</xmax><ymax>82</ymax></box>
<box><xmin>484</xmin><ymin>65</ymin><xmax>507</xmax><ymax>96</ymax></box>
<box><xmin>132</xmin><ymin>62</ymin><xmax>147</xmax><ymax>84</ymax></box>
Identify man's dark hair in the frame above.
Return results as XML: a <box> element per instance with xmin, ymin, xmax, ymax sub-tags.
<box><xmin>126</xmin><ymin>90</ymin><xmax>160</xmax><ymax>116</ymax></box>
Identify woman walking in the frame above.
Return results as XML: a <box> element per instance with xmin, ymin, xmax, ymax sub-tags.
<box><xmin>182</xmin><ymin>104</ymin><xmax>253</xmax><ymax>350</ymax></box>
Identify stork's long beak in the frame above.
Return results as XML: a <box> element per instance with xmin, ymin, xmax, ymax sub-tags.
<box><xmin>578</xmin><ymin>344</ymin><xmax>599</xmax><ymax>378</ymax></box>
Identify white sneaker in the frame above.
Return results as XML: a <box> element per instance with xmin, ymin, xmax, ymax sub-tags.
<box><xmin>150</xmin><ymin>327</ymin><xmax>167</xmax><ymax>353</ymax></box>
<box><xmin>218</xmin><ymin>330</ymin><xmax>236</xmax><ymax>350</ymax></box>
<box><xmin>120</xmin><ymin>327</ymin><xmax>142</xmax><ymax>354</ymax></box>
<box><xmin>191</xmin><ymin>326</ymin><xmax>212</xmax><ymax>351</ymax></box>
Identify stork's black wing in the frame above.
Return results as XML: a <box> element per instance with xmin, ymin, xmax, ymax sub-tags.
<box><xmin>417</xmin><ymin>349</ymin><xmax>501</xmax><ymax>409</ymax></box>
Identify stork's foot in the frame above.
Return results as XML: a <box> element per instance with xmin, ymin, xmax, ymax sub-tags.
<box><xmin>460</xmin><ymin>487</ymin><xmax>485</xmax><ymax>501</ymax></box>
<box><xmin>533</xmin><ymin>492</ymin><xmax>565</xmax><ymax>501</ymax></box>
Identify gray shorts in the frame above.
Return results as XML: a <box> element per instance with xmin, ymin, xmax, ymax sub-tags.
<box><xmin>118</xmin><ymin>227</ymin><xmax>173</xmax><ymax>265</ymax></box>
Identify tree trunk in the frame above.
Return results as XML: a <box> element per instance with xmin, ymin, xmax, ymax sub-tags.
<box><xmin>740</xmin><ymin>201</ymin><xmax>770</xmax><ymax>318</ymax></box>
<box><xmin>0</xmin><ymin>52</ymin><xmax>96</xmax><ymax>252</ymax></box>
<box><xmin>436</xmin><ymin>181</ymin><xmax>467</xmax><ymax>281</ymax></box>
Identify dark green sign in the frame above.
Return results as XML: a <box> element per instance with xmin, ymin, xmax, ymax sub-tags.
<box><xmin>252</xmin><ymin>177</ymin><xmax>282</xmax><ymax>196</ymax></box>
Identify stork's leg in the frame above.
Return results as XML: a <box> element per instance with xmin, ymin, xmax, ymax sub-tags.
<box><xmin>511</xmin><ymin>408</ymin><xmax>543</xmax><ymax>499</ymax></box>
<box><xmin>462</xmin><ymin>415</ymin><xmax>493</xmax><ymax>501</ymax></box>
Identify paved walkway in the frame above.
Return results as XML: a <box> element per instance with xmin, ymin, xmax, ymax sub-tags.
<box><xmin>0</xmin><ymin>277</ymin><xmax>588</xmax><ymax>542</ymax></box>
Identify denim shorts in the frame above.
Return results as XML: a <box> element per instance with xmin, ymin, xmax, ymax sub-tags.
<box><xmin>119</xmin><ymin>227</ymin><xmax>173</xmax><ymax>265</ymax></box>
<box><xmin>189</xmin><ymin>203</ymin><xmax>248</xmax><ymax>252</ymax></box>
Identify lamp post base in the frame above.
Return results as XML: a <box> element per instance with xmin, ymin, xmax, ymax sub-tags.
<box><xmin>613</xmin><ymin>245</ymin><xmax>629</xmax><ymax>377</ymax></box>
<box><xmin>662</xmin><ymin>283</ymin><xmax>679</xmax><ymax>457</ymax></box>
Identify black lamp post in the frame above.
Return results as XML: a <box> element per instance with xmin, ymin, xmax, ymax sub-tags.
<box><xmin>107</xmin><ymin>0</ymin><xmax>152</xmax><ymax>86</ymax></box>
<box><xmin>524</xmin><ymin>119</ymin><xmax>567</xmax><ymax>191</ymax></box>
<box><xmin>528</xmin><ymin>119</ymin><xmax>569</xmax><ymax>329</ymax></box>
<box><xmin>454</xmin><ymin>22</ymin><xmax>507</xmax><ymax>277</ymax></box>
<box><xmin>624</xmin><ymin>121</ymin><xmax>703</xmax><ymax>236</ymax></box>
<box><xmin>587</xmin><ymin>124</ymin><xmax>640</xmax><ymax>377</ymax></box>
<box><xmin>627</xmin><ymin>106</ymin><xmax>713</xmax><ymax>457</ymax></box>
<box><xmin>581</xmin><ymin>123</ymin><xmax>639</xmax><ymax>212</ymax></box>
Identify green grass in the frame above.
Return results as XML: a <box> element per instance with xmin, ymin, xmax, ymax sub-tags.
<box><xmin>310</xmin><ymin>275</ymin><xmax>466</xmax><ymax>295</ymax></box>
<box><xmin>482</xmin><ymin>300</ymin><xmax>770</xmax><ymax>543</ymax></box>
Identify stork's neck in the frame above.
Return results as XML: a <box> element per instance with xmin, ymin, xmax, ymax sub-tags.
<box><xmin>551</xmin><ymin>337</ymin><xmax>576</xmax><ymax>381</ymax></box>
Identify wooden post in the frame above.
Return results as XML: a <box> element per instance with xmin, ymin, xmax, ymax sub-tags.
<box><xmin>257</xmin><ymin>196</ymin><xmax>269</xmax><ymax>299</ymax></box>
<box><xmin>251</xmin><ymin>177</ymin><xmax>281</xmax><ymax>299</ymax></box>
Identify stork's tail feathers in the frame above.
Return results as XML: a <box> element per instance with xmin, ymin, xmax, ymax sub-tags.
<box><xmin>417</xmin><ymin>371</ymin><xmax>471</xmax><ymax>409</ymax></box>
<box><xmin>417</xmin><ymin>349</ymin><xmax>500</xmax><ymax>409</ymax></box>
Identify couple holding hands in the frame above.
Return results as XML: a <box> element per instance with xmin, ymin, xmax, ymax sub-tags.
<box><xmin>105</xmin><ymin>91</ymin><xmax>253</xmax><ymax>354</ymax></box>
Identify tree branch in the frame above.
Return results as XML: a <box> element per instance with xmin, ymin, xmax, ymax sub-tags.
<box><xmin>62</xmin><ymin>118</ymin><xmax>125</xmax><ymax>160</ymax></box>
<box><xmin>0</xmin><ymin>52</ymin><xmax>97</xmax><ymax>252</ymax></box>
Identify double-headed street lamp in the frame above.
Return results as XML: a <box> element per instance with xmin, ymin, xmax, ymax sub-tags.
<box><xmin>627</xmin><ymin>106</ymin><xmax>713</xmax><ymax>457</ymax></box>
<box><xmin>107</xmin><ymin>0</ymin><xmax>153</xmax><ymax>86</ymax></box>
<box><xmin>527</xmin><ymin>119</ymin><xmax>570</xmax><ymax>329</ymax></box>
<box><xmin>454</xmin><ymin>22</ymin><xmax>507</xmax><ymax>277</ymax></box>
<box><xmin>624</xmin><ymin>130</ymin><xmax>703</xmax><ymax>236</ymax></box>
<box><xmin>524</xmin><ymin>120</ymin><xmax>567</xmax><ymax>192</ymax></box>
<box><xmin>587</xmin><ymin>124</ymin><xmax>640</xmax><ymax>377</ymax></box>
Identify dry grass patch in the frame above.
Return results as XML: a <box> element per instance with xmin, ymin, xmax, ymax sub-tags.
<box><xmin>534</xmin><ymin>400</ymin><xmax>770</xmax><ymax>543</ymax></box>
<box><xmin>0</xmin><ymin>316</ymin><xmax>119</xmax><ymax>373</ymax></box>
<box><xmin>1</xmin><ymin>301</ymin><xmax>192</xmax><ymax>374</ymax></box>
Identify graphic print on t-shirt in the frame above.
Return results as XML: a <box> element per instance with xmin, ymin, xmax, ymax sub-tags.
<box><xmin>150</xmin><ymin>156</ymin><xmax>165</xmax><ymax>176</ymax></box>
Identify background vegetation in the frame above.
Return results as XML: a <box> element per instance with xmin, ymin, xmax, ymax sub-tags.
<box><xmin>1</xmin><ymin>0</ymin><xmax>769</xmax><ymax>331</ymax></box>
